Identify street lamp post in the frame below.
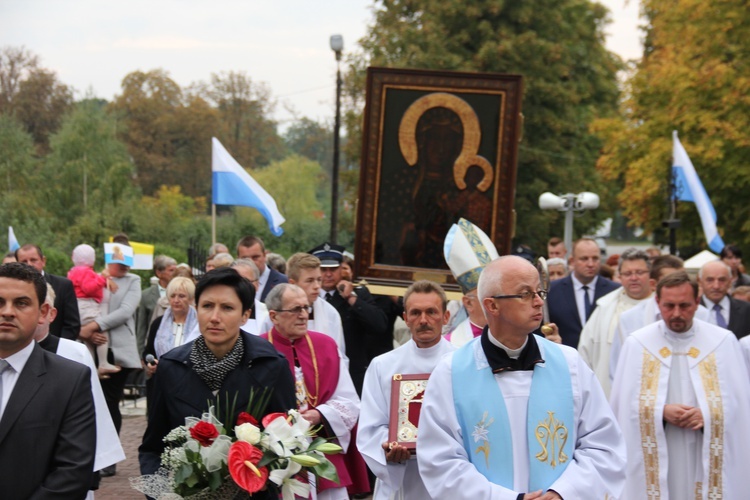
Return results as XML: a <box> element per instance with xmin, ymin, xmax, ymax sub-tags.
<box><xmin>539</xmin><ymin>192</ymin><xmax>600</xmax><ymax>259</ymax></box>
<box><xmin>330</xmin><ymin>34</ymin><xmax>343</xmax><ymax>244</ymax></box>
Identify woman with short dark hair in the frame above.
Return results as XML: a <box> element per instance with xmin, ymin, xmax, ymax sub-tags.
<box><xmin>139</xmin><ymin>268</ymin><xmax>296</xmax><ymax>496</ymax></box>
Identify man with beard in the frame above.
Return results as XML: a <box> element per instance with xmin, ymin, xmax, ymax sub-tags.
<box><xmin>611</xmin><ymin>271</ymin><xmax>750</xmax><ymax>498</ymax></box>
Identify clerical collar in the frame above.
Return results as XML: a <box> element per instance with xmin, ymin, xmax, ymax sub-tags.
<box><xmin>480</xmin><ymin>327</ymin><xmax>544</xmax><ymax>373</ymax></box>
<box><xmin>38</xmin><ymin>333</ymin><xmax>60</xmax><ymax>353</ymax></box>
<box><xmin>660</xmin><ymin>321</ymin><xmax>696</xmax><ymax>343</ymax></box>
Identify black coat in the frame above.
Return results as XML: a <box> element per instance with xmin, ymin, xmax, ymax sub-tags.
<box><xmin>259</xmin><ymin>268</ymin><xmax>289</xmax><ymax>303</ymax></box>
<box><xmin>138</xmin><ymin>331</ymin><xmax>296</xmax><ymax>496</ymax></box>
<box><xmin>46</xmin><ymin>272</ymin><xmax>81</xmax><ymax>340</ymax></box>
<box><xmin>324</xmin><ymin>285</ymin><xmax>389</xmax><ymax>395</ymax></box>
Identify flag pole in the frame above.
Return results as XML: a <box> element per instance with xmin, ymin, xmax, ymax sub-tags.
<box><xmin>663</xmin><ymin>155</ymin><xmax>680</xmax><ymax>255</ymax></box>
<box><xmin>212</xmin><ymin>204</ymin><xmax>216</xmax><ymax>246</ymax></box>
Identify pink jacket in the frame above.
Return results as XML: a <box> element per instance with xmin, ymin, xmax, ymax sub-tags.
<box><xmin>67</xmin><ymin>265</ymin><xmax>107</xmax><ymax>302</ymax></box>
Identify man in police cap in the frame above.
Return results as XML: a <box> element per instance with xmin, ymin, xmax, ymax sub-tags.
<box><xmin>309</xmin><ymin>243</ymin><xmax>388</xmax><ymax>395</ymax></box>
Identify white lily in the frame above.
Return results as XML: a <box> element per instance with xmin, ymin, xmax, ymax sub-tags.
<box><xmin>268</xmin><ymin>459</ymin><xmax>302</xmax><ymax>487</ymax></box>
<box><xmin>263</xmin><ymin>416</ymin><xmax>309</xmax><ymax>457</ymax></box>
<box><xmin>280</xmin><ymin>476</ymin><xmax>310</xmax><ymax>500</ymax></box>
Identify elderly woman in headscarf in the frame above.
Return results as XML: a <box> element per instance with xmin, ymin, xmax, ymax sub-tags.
<box><xmin>138</xmin><ymin>267</ymin><xmax>296</xmax><ymax>490</ymax></box>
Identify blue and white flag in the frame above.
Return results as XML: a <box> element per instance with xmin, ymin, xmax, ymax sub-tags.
<box><xmin>8</xmin><ymin>226</ymin><xmax>19</xmax><ymax>252</ymax></box>
<box><xmin>212</xmin><ymin>137</ymin><xmax>285</xmax><ymax>236</ymax></box>
<box><xmin>672</xmin><ymin>131</ymin><xmax>724</xmax><ymax>253</ymax></box>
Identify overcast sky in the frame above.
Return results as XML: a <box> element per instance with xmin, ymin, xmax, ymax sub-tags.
<box><xmin>1</xmin><ymin>0</ymin><xmax>643</xmax><ymax>128</ymax></box>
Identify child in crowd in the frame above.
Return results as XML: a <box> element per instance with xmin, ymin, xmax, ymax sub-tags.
<box><xmin>68</xmin><ymin>244</ymin><xmax>121</xmax><ymax>377</ymax></box>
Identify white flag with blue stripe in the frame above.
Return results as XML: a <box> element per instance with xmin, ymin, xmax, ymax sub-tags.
<box><xmin>8</xmin><ymin>226</ymin><xmax>19</xmax><ymax>252</ymax></box>
<box><xmin>212</xmin><ymin>137</ymin><xmax>285</xmax><ymax>236</ymax></box>
<box><xmin>672</xmin><ymin>131</ymin><xmax>724</xmax><ymax>253</ymax></box>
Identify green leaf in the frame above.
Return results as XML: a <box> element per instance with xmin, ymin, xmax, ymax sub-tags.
<box><xmin>208</xmin><ymin>470</ymin><xmax>223</xmax><ymax>491</ymax></box>
<box><xmin>174</xmin><ymin>463</ymin><xmax>193</xmax><ymax>484</ymax></box>
<box><xmin>185</xmin><ymin>471</ymin><xmax>200</xmax><ymax>488</ymax></box>
<box><xmin>312</xmin><ymin>458</ymin><xmax>340</xmax><ymax>484</ymax></box>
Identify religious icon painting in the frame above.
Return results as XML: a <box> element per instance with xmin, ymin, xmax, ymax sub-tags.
<box><xmin>355</xmin><ymin>67</ymin><xmax>524</xmax><ymax>291</ymax></box>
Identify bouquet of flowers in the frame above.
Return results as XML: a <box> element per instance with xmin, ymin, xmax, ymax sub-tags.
<box><xmin>131</xmin><ymin>403</ymin><xmax>342</xmax><ymax>499</ymax></box>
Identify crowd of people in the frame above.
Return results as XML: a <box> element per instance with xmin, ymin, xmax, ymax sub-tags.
<box><xmin>2</xmin><ymin>221</ymin><xmax>750</xmax><ymax>499</ymax></box>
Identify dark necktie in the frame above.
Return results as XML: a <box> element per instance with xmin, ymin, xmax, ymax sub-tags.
<box><xmin>0</xmin><ymin>359</ymin><xmax>10</xmax><ymax>415</ymax></box>
<box><xmin>713</xmin><ymin>303</ymin><xmax>728</xmax><ymax>329</ymax></box>
<box><xmin>325</xmin><ymin>292</ymin><xmax>334</xmax><ymax>304</ymax></box>
<box><xmin>582</xmin><ymin>285</ymin><xmax>593</xmax><ymax>320</ymax></box>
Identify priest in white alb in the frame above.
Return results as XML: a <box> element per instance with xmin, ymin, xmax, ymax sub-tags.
<box><xmin>357</xmin><ymin>280</ymin><xmax>455</xmax><ymax>499</ymax></box>
<box><xmin>610</xmin><ymin>271</ymin><xmax>750</xmax><ymax>499</ymax></box>
<box><xmin>418</xmin><ymin>256</ymin><xmax>626</xmax><ymax>499</ymax></box>
<box><xmin>262</xmin><ymin>284</ymin><xmax>359</xmax><ymax>500</ymax></box>
<box><xmin>608</xmin><ymin>254</ymin><xmax>709</xmax><ymax>382</ymax></box>
<box><xmin>577</xmin><ymin>248</ymin><xmax>653</xmax><ymax>396</ymax></box>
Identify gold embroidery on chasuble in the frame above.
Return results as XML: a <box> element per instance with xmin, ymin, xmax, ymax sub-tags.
<box><xmin>639</xmin><ymin>351</ymin><xmax>662</xmax><ymax>499</ymax></box>
<box><xmin>698</xmin><ymin>353</ymin><xmax>724</xmax><ymax>500</ymax></box>
<box><xmin>534</xmin><ymin>411</ymin><xmax>569</xmax><ymax>468</ymax></box>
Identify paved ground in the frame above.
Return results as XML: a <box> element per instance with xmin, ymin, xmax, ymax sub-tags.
<box><xmin>97</xmin><ymin>399</ymin><xmax>147</xmax><ymax>499</ymax></box>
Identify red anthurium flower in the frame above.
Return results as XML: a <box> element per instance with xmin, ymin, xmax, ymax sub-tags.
<box><xmin>236</xmin><ymin>411</ymin><xmax>258</xmax><ymax>426</ymax></box>
<box><xmin>189</xmin><ymin>421</ymin><xmax>219</xmax><ymax>447</ymax></box>
<box><xmin>229</xmin><ymin>441</ymin><xmax>269</xmax><ymax>493</ymax></box>
<box><xmin>261</xmin><ymin>412</ymin><xmax>287</xmax><ymax>429</ymax></box>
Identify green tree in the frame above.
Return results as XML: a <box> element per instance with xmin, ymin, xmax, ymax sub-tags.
<box><xmin>594</xmin><ymin>0</ymin><xmax>750</xmax><ymax>251</ymax></box>
<box><xmin>346</xmin><ymin>0</ymin><xmax>622</xmax><ymax>252</ymax></box>
<box><xmin>132</xmin><ymin>185</ymin><xmax>207</xmax><ymax>247</ymax></box>
<box><xmin>284</xmin><ymin>117</ymin><xmax>333</xmax><ymax>174</ymax></box>
<box><xmin>109</xmin><ymin>69</ymin><xmax>185</xmax><ymax>195</ymax></box>
<box><xmin>0</xmin><ymin>46</ymin><xmax>73</xmax><ymax>152</ymax></box>
<box><xmin>193</xmin><ymin>71</ymin><xmax>287</xmax><ymax>172</ymax></box>
<box><xmin>42</xmin><ymin>99</ymin><xmax>140</xmax><ymax>248</ymax></box>
<box><xmin>0</xmin><ymin>114</ymin><xmax>44</xmax><ymax>233</ymax></box>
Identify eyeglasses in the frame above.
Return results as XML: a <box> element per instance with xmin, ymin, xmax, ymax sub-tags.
<box><xmin>274</xmin><ymin>305</ymin><xmax>312</xmax><ymax>315</ymax></box>
<box><xmin>491</xmin><ymin>290</ymin><xmax>548</xmax><ymax>302</ymax></box>
<box><xmin>620</xmin><ymin>270</ymin><xmax>649</xmax><ymax>278</ymax></box>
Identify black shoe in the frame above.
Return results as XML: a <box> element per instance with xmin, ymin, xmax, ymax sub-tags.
<box><xmin>100</xmin><ymin>465</ymin><xmax>116</xmax><ymax>477</ymax></box>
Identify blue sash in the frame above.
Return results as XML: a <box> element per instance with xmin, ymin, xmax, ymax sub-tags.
<box><xmin>451</xmin><ymin>335</ymin><xmax>575</xmax><ymax>491</ymax></box>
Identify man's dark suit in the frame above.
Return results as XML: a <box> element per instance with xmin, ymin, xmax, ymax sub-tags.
<box><xmin>45</xmin><ymin>272</ymin><xmax>81</xmax><ymax>341</ymax></box>
<box><xmin>324</xmin><ymin>286</ymin><xmax>389</xmax><ymax>395</ymax></box>
<box><xmin>701</xmin><ymin>296</ymin><xmax>750</xmax><ymax>339</ymax></box>
<box><xmin>139</xmin><ymin>331</ymin><xmax>296</xmax><ymax>493</ymax></box>
<box><xmin>259</xmin><ymin>267</ymin><xmax>288</xmax><ymax>303</ymax></box>
<box><xmin>136</xmin><ymin>284</ymin><xmax>160</xmax><ymax>357</ymax></box>
<box><xmin>547</xmin><ymin>275</ymin><xmax>621</xmax><ymax>348</ymax></box>
<box><xmin>0</xmin><ymin>343</ymin><xmax>96</xmax><ymax>499</ymax></box>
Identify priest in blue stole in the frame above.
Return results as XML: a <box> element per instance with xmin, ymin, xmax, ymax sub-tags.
<box><xmin>417</xmin><ymin>256</ymin><xmax>626</xmax><ymax>499</ymax></box>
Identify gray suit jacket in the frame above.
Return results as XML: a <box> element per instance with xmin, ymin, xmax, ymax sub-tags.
<box><xmin>136</xmin><ymin>284</ymin><xmax>161</xmax><ymax>357</ymax></box>
<box><xmin>0</xmin><ymin>343</ymin><xmax>96</xmax><ymax>499</ymax></box>
<box><xmin>96</xmin><ymin>273</ymin><xmax>142</xmax><ymax>369</ymax></box>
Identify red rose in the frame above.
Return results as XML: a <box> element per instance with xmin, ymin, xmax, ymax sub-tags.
<box><xmin>261</xmin><ymin>412</ymin><xmax>287</xmax><ymax>429</ymax></box>
<box><xmin>228</xmin><ymin>441</ymin><xmax>269</xmax><ymax>493</ymax></box>
<box><xmin>189</xmin><ymin>421</ymin><xmax>219</xmax><ymax>447</ymax></box>
<box><xmin>236</xmin><ymin>411</ymin><xmax>258</xmax><ymax>427</ymax></box>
